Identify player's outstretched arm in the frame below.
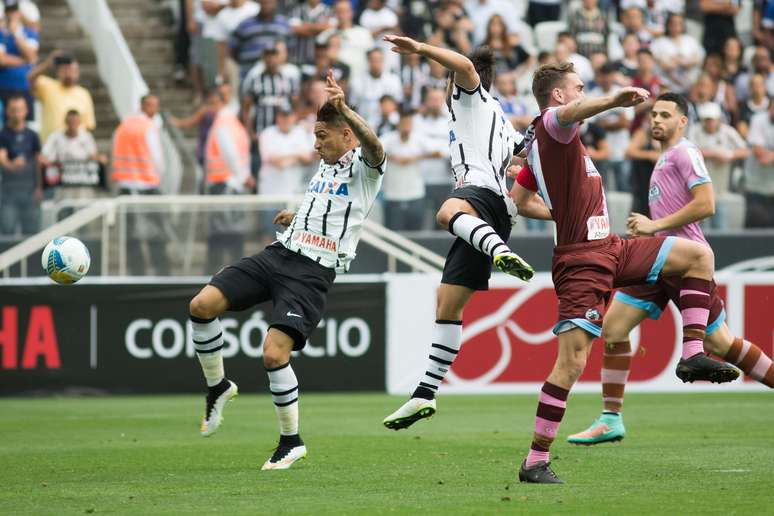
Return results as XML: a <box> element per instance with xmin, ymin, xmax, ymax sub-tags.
<box><xmin>627</xmin><ymin>183</ymin><xmax>715</xmax><ymax>236</ymax></box>
<box><xmin>324</xmin><ymin>70</ymin><xmax>385</xmax><ymax>166</ymax></box>
<box><xmin>556</xmin><ymin>87</ymin><xmax>650</xmax><ymax>126</ymax></box>
<box><xmin>383</xmin><ymin>35</ymin><xmax>479</xmax><ymax>91</ymax></box>
<box><xmin>511</xmin><ymin>183</ymin><xmax>552</xmax><ymax>220</ymax></box>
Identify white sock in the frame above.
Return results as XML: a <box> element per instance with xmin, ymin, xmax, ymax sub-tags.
<box><xmin>413</xmin><ymin>320</ymin><xmax>463</xmax><ymax>398</ymax></box>
<box><xmin>448</xmin><ymin>212</ymin><xmax>510</xmax><ymax>258</ymax></box>
<box><xmin>267</xmin><ymin>362</ymin><xmax>299</xmax><ymax>436</ymax></box>
<box><xmin>191</xmin><ymin>316</ymin><xmax>225</xmax><ymax>387</ymax></box>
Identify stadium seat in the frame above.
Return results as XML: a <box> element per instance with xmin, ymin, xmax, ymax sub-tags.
<box><xmin>606</xmin><ymin>191</ymin><xmax>633</xmax><ymax>235</ymax></box>
<box><xmin>534</xmin><ymin>21</ymin><xmax>568</xmax><ymax>53</ymax></box>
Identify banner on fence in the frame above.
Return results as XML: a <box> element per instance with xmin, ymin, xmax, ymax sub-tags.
<box><xmin>0</xmin><ymin>279</ymin><xmax>386</xmax><ymax>394</ymax></box>
<box><xmin>386</xmin><ymin>272</ymin><xmax>774</xmax><ymax>394</ymax></box>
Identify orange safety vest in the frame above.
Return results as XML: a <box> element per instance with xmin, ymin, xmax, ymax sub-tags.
<box><xmin>205</xmin><ymin>109</ymin><xmax>250</xmax><ymax>185</ymax></box>
<box><xmin>111</xmin><ymin>114</ymin><xmax>161</xmax><ymax>187</ymax></box>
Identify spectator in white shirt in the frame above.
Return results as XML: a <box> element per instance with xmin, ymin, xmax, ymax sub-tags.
<box><xmin>258</xmin><ymin>104</ymin><xmax>315</xmax><ymax>196</ymax></box>
<box><xmin>351</xmin><ymin>47</ymin><xmax>403</xmax><ymax>128</ymax></box>
<box><xmin>380</xmin><ymin>110</ymin><xmax>442</xmax><ymax>231</ymax></box>
<box><xmin>555</xmin><ymin>33</ymin><xmax>594</xmax><ymax>84</ymax></box>
<box><xmin>588</xmin><ymin>62</ymin><xmax>635</xmax><ymax>191</ymax></box>
<box><xmin>688</xmin><ymin>102</ymin><xmax>749</xmax><ymax>229</ymax></box>
<box><xmin>744</xmin><ymin>102</ymin><xmax>774</xmax><ymax>227</ymax></box>
<box><xmin>42</xmin><ymin>109</ymin><xmax>107</xmax><ymax>201</ymax></box>
<box><xmin>358</xmin><ymin>0</ymin><xmax>400</xmax><ymax>73</ymax></box>
<box><xmin>651</xmin><ymin>13</ymin><xmax>705</xmax><ymax>93</ymax></box>
<box><xmin>320</xmin><ymin>0</ymin><xmax>374</xmax><ymax>80</ymax></box>
<box><xmin>413</xmin><ymin>87</ymin><xmax>452</xmax><ymax>226</ymax></box>
<box><xmin>210</xmin><ymin>0</ymin><xmax>260</xmax><ymax>86</ymax></box>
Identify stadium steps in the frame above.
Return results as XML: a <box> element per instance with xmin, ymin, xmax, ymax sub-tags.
<box><xmin>38</xmin><ymin>0</ymin><xmax>118</xmax><ymax>149</ymax></box>
<box><xmin>109</xmin><ymin>0</ymin><xmax>200</xmax><ymax>192</ymax></box>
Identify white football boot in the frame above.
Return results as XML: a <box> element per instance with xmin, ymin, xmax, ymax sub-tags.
<box><xmin>200</xmin><ymin>380</ymin><xmax>238</xmax><ymax>437</ymax></box>
<box><xmin>261</xmin><ymin>436</ymin><xmax>307</xmax><ymax>470</ymax></box>
<box><xmin>383</xmin><ymin>398</ymin><xmax>437</xmax><ymax>430</ymax></box>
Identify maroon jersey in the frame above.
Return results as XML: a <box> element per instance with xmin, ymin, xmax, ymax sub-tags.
<box><xmin>518</xmin><ymin>107</ymin><xmax>610</xmax><ymax>246</ymax></box>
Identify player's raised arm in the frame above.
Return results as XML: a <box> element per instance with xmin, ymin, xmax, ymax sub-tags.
<box><xmin>324</xmin><ymin>70</ymin><xmax>385</xmax><ymax>167</ymax></box>
<box><xmin>383</xmin><ymin>34</ymin><xmax>479</xmax><ymax>91</ymax></box>
<box><xmin>557</xmin><ymin>86</ymin><xmax>650</xmax><ymax>126</ymax></box>
<box><xmin>533</xmin><ymin>62</ymin><xmax>650</xmax><ymax>127</ymax></box>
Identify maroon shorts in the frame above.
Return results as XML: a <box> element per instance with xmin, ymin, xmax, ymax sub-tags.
<box><xmin>551</xmin><ymin>234</ymin><xmax>675</xmax><ymax>337</ymax></box>
<box><xmin>616</xmin><ymin>277</ymin><xmax>726</xmax><ymax>335</ymax></box>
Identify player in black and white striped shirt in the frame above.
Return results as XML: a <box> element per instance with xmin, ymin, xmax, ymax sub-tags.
<box><xmin>188</xmin><ymin>70</ymin><xmax>385</xmax><ymax>470</ymax></box>
<box><xmin>381</xmin><ymin>36</ymin><xmax>534</xmax><ymax>430</ymax></box>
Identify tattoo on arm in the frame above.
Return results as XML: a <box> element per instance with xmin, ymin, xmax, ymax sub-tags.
<box><xmin>339</xmin><ymin>104</ymin><xmax>385</xmax><ymax>166</ymax></box>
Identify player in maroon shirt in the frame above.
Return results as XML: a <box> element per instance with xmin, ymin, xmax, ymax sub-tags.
<box><xmin>510</xmin><ymin>62</ymin><xmax>737</xmax><ymax>484</ymax></box>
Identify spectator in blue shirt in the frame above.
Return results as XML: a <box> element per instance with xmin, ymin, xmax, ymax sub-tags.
<box><xmin>0</xmin><ymin>94</ymin><xmax>43</xmax><ymax>235</ymax></box>
<box><xmin>0</xmin><ymin>2</ymin><xmax>38</xmax><ymax>122</ymax></box>
<box><xmin>230</xmin><ymin>0</ymin><xmax>291</xmax><ymax>78</ymax></box>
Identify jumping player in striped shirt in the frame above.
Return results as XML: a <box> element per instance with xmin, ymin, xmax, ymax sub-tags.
<box><xmin>511</xmin><ymin>64</ymin><xmax>738</xmax><ymax>483</ymax></box>
<box><xmin>380</xmin><ymin>35</ymin><xmax>534</xmax><ymax>430</ymax></box>
<box><xmin>567</xmin><ymin>93</ymin><xmax>772</xmax><ymax>446</ymax></box>
<box><xmin>187</xmin><ymin>70</ymin><xmax>386</xmax><ymax>470</ymax></box>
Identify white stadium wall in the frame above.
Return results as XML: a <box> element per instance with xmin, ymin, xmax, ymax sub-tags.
<box><xmin>385</xmin><ymin>272</ymin><xmax>774</xmax><ymax>395</ymax></box>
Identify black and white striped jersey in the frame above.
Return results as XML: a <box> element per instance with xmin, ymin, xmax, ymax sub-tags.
<box><xmin>448</xmin><ymin>83</ymin><xmax>524</xmax><ymax>219</ymax></box>
<box><xmin>278</xmin><ymin>147</ymin><xmax>385</xmax><ymax>272</ymax></box>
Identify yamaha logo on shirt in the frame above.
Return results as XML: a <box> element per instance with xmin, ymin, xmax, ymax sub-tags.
<box><xmin>308</xmin><ymin>178</ymin><xmax>349</xmax><ymax>196</ymax></box>
<box><xmin>649</xmin><ymin>184</ymin><xmax>661</xmax><ymax>202</ymax></box>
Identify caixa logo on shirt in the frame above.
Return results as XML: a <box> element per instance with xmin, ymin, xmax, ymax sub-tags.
<box><xmin>308</xmin><ymin>178</ymin><xmax>349</xmax><ymax>196</ymax></box>
<box><xmin>649</xmin><ymin>184</ymin><xmax>661</xmax><ymax>202</ymax></box>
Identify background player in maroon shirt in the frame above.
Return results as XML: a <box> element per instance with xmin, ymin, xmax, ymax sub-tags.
<box><xmin>511</xmin><ymin>62</ymin><xmax>738</xmax><ymax>484</ymax></box>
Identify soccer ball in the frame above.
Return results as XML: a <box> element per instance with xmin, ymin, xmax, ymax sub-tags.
<box><xmin>42</xmin><ymin>236</ymin><xmax>91</xmax><ymax>284</ymax></box>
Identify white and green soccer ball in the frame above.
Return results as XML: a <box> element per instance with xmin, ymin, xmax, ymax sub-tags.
<box><xmin>41</xmin><ymin>236</ymin><xmax>91</xmax><ymax>284</ymax></box>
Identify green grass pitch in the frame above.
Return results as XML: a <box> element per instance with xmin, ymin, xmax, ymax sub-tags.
<box><xmin>2</xmin><ymin>392</ymin><xmax>772</xmax><ymax>515</ymax></box>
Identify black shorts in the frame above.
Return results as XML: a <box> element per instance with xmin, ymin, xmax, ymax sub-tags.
<box><xmin>209</xmin><ymin>243</ymin><xmax>336</xmax><ymax>350</ymax></box>
<box><xmin>441</xmin><ymin>185</ymin><xmax>512</xmax><ymax>291</ymax></box>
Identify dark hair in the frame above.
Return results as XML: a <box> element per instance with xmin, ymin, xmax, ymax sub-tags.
<box><xmin>665</xmin><ymin>12</ymin><xmax>683</xmax><ymax>37</ymax></box>
<box><xmin>655</xmin><ymin>92</ymin><xmax>689</xmax><ymax>115</ymax></box>
<box><xmin>557</xmin><ymin>31</ymin><xmax>573</xmax><ymax>41</ymax></box>
<box><xmin>399</xmin><ymin>108</ymin><xmax>416</xmax><ymax>118</ymax></box>
<box><xmin>532</xmin><ymin>61</ymin><xmax>575</xmax><ymax>110</ymax></box>
<box><xmin>599</xmin><ymin>62</ymin><xmax>618</xmax><ymax>75</ymax></box>
<box><xmin>637</xmin><ymin>48</ymin><xmax>653</xmax><ymax>58</ymax></box>
<box><xmin>379</xmin><ymin>94</ymin><xmax>398</xmax><ymax>104</ymax></box>
<box><xmin>65</xmin><ymin>109</ymin><xmax>80</xmax><ymax>117</ymax></box>
<box><xmin>366</xmin><ymin>47</ymin><xmax>383</xmax><ymax>58</ymax></box>
<box><xmin>469</xmin><ymin>46</ymin><xmax>496</xmax><ymax>91</ymax></box>
<box><xmin>140</xmin><ymin>94</ymin><xmax>157</xmax><ymax>105</ymax></box>
<box><xmin>316</xmin><ymin>101</ymin><xmax>346</xmax><ymax>127</ymax></box>
<box><xmin>5</xmin><ymin>93</ymin><xmax>26</xmax><ymax>106</ymax></box>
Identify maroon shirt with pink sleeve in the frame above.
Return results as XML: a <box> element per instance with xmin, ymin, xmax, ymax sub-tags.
<box><xmin>517</xmin><ymin>107</ymin><xmax>610</xmax><ymax>246</ymax></box>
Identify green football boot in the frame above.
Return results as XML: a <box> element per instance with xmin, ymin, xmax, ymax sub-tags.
<box><xmin>567</xmin><ymin>412</ymin><xmax>625</xmax><ymax>445</ymax></box>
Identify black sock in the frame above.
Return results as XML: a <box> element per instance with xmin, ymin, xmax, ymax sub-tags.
<box><xmin>279</xmin><ymin>433</ymin><xmax>303</xmax><ymax>447</ymax></box>
<box><xmin>411</xmin><ymin>386</ymin><xmax>436</xmax><ymax>400</ymax></box>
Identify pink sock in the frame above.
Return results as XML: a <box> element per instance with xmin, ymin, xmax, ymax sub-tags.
<box><xmin>526</xmin><ymin>382</ymin><xmax>568</xmax><ymax>467</ymax></box>
<box><xmin>679</xmin><ymin>279</ymin><xmax>712</xmax><ymax>360</ymax></box>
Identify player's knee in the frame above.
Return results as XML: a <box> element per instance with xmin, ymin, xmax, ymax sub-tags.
<box><xmin>262</xmin><ymin>344</ymin><xmax>287</xmax><ymax>370</ymax></box>
<box><xmin>602</xmin><ymin>325</ymin><xmax>629</xmax><ymax>346</ymax></box>
<box><xmin>686</xmin><ymin>242</ymin><xmax>714</xmax><ymax>276</ymax></box>
<box><xmin>435</xmin><ymin>207</ymin><xmax>452</xmax><ymax>229</ymax></box>
<box><xmin>189</xmin><ymin>295</ymin><xmax>217</xmax><ymax>320</ymax></box>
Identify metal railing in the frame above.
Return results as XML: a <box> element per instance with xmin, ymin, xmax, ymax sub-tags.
<box><xmin>0</xmin><ymin>196</ymin><xmax>446</xmax><ymax>279</ymax></box>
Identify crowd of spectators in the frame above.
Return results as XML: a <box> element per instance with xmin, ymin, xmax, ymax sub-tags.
<box><xmin>2</xmin><ymin>0</ymin><xmax>774</xmax><ymax>244</ymax></box>
<box><xmin>0</xmin><ymin>0</ymin><xmax>104</xmax><ymax>238</ymax></box>
<box><xmin>167</xmin><ymin>0</ymin><xmax>774</xmax><ymax>233</ymax></box>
